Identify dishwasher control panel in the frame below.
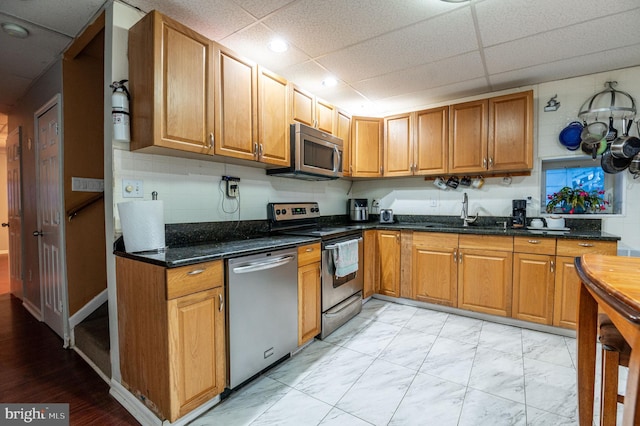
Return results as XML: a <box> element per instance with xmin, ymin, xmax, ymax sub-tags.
<box><xmin>268</xmin><ymin>202</ymin><xmax>320</xmax><ymax>222</ymax></box>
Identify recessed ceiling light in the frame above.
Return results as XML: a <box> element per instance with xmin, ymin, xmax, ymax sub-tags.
<box><xmin>322</xmin><ymin>77</ymin><xmax>337</xmax><ymax>88</ymax></box>
<box><xmin>268</xmin><ymin>38</ymin><xmax>288</xmax><ymax>53</ymax></box>
<box><xmin>1</xmin><ymin>22</ymin><xmax>29</xmax><ymax>38</ymax></box>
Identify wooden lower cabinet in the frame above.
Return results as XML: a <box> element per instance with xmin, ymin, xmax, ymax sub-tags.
<box><xmin>457</xmin><ymin>235</ymin><xmax>513</xmax><ymax>317</ymax></box>
<box><xmin>377</xmin><ymin>230</ymin><xmax>401</xmax><ymax>297</ymax></box>
<box><xmin>411</xmin><ymin>232</ymin><xmax>458</xmax><ymax>307</ymax></box>
<box><xmin>512</xmin><ymin>237</ymin><xmax>556</xmax><ymax>325</ymax></box>
<box><xmin>363</xmin><ymin>230</ymin><xmax>378</xmax><ymax>298</ymax></box>
<box><xmin>117</xmin><ymin>257</ymin><xmax>226</xmax><ymax>422</ymax></box>
<box><xmin>297</xmin><ymin>243</ymin><xmax>321</xmax><ymax>346</ymax></box>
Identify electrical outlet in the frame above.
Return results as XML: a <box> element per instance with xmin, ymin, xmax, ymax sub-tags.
<box><xmin>227</xmin><ymin>181</ymin><xmax>239</xmax><ymax>197</ymax></box>
<box><xmin>372</xmin><ymin>199</ymin><xmax>380</xmax><ymax>208</ymax></box>
<box><xmin>122</xmin><ymin>179</ymin><xmax>143</xmax><ymax>198</ymax></box>
<box><xmin>430</xmin><ymin>199</ymin><xmax>438</xmax><ymax>207</ymax></box>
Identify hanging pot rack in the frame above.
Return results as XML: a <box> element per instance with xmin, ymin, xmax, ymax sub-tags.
<box><xmin>578</xmin><ymin>81</ymin><xmax>636</xmax><ymax>120</ymax></box>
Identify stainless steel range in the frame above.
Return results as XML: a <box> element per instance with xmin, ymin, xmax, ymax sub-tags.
<box><xmin>268</xmin><ymin>202</ymin><xmax>364</xmax><ymax>339</ymax></box>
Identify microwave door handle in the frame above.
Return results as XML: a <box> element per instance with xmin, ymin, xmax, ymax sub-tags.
<box><xmin>333</xmin><ymin>146</ymin><xmax>340</xmax><ymax>172</ymax></box>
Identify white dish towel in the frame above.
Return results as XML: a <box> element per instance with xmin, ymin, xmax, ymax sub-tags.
<box><xmin>332</xmin><ymin>239</ymin><xmax>359</xmax><ymax>277</ymax></box>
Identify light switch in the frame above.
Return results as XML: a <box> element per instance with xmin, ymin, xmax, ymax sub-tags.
<box><xmin>122</xmin><ymin>179</ymin><xmax>143</xmax><ymax>198</ymax></box>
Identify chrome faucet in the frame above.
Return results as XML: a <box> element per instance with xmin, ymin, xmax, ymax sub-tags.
<box><xmin>460</xmin><ymin>192</ymin><xmax>478</xmax><ymax>227</ymax></box>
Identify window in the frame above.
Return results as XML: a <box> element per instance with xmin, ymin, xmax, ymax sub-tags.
<box><xmin>541</xmin><ymin>158</ymin><xmax>624</xmax><ymax>215</ymax></box>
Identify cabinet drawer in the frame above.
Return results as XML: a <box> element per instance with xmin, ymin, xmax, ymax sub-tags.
<box><xmin>166</xmin><ymin>260</ymin><xmax>223</xmax><ymax>300</ymax></box>
<box><xmin>556</xmin><ymin>239</ymin><xmax>617</xmax><ymax>257</ymax></box>
<box><xmin>413</xmin><ymin>232</ymin><xmax>459</xmax><ymax>249</ymax></box>
<box><xmin>513</xmin><ymin>236</ymin><xmax>556</xmax><ymax>255</ymax></box>
<box><xmin>298</xmin><ymin>243</ymin><xmax>321</xmax><ymax>267</ymax></box>
<box><xmin>459</xmin><ymin>234</ymin><xmax>513</xmax><ymax>252</ymax></box>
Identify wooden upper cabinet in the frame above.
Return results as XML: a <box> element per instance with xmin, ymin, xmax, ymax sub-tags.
<box><xmin>128</xmin><ymin>10</ymin><xmax>215</xmax><ymax>154</ymax></box>
<box><xmin>290</xmin><ymin>84</ymin><xmax>315</xmax><ymax>127</ymax></box>
<box><xmin>449</xmin><ymin>99</ymin><xmax>488</xmax><ymax>174</ymax></box>
<box><xmin>316</xmin><ymin>98</ymin><xmax>335</xmax><ymax>134</ymax></box>
<box><xmin>214</xmin><ymin>46</ymin><xmax>257</xmax><ymax>161</ymax></box>
<box><xmin>352</xmin><ymin>116</ymin><xmax>383</xmax><ymax>177</ymax></box>
<box><xmin>449</xmin><ymin>90</ymin><xmax>533</xmax><ymax>174</ymax></box>
<box><xmin>384</xmin><ymin>113</ymin><xmax>413</xmax><ymax>177</ymax></box>
<box><xmin>258</xmin><ymin>67</ymin><xmax>290</xmax><ymax>166</ymax></box>
<box><xmin>336</xmin><ymin>108</ymin><xmax>352</xmax><ymax>176</ymax></box>
<box><xmin>489</xmin><ymin>90</ymin><xmax>533</xmax><ymax>171</ymax></box>
<box><xmin>415</xmin><ymin>106</ymin><xmax>448</xmax><ymax>175</ymax></box>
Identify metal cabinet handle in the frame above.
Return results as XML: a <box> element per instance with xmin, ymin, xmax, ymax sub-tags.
<box><xmin>550</xmin><ymin>260</ymin><xmax>555</xmax><ymax>273</ymax></box>
<box><xmin>187</xmin><ymin>269</ymin><xmax>205</xmax><ymax>275</ymax></box>
<box><xmin>259</xmin><ymin>143</ymin><xmax>264</xmax><ymax>158</ymax></box>
<box><xmin>527</xmin><ymin>240</ymin><xmax>541</xmax><ymax>244</ymax></box>
<box><xmin>459</xmin><ymin>253</ymin><xmax>463</xmax><ymax>264</ymax></box>
<box><xmin>319</xmin><ymin>265</ymin><xmax>322</xmax><ymax>278</ymax></box>
<box><xmin>488</xmin><ymin>157</ymin><xmax>493</xmax><ymax>169</ymax></box>
<box><xmin>453</xmin><ymin>250</ymin><xmax>457</xmax><ymax>263</ymax></box>
<box><xmin>253</xmin><ymin>142</ymin><xmax>258</xmax><ymax>156</ymax></box>
<box><xmin>483</xmin><ymin>158</ymin><xmax>487</xmax><ymax>168</ymax></box>
<box><xmin>219</xmin><ymin>293</ymin><xmax>224</xmax><ymax>312</ymax></box>
<box><xmin>305</xmin><ymin>248</ymin><xmax>314</xmax><ymax>252</ymax></box>
<box><xmin>209</xmin><ymin>133</ymin><xmax>214</xmax><ymax>149</ymax></box>
<box><xmin>578</xmin><ymin>243</ymin><xmax>594</xmax><ymax>247</ymax></box>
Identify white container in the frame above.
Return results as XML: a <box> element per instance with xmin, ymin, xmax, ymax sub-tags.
<box><xmin>530</xmin><ymin>218</ymin><xmax>544</xmax><ymax>228</ymax></box>
<box><xmin>546</xmin><ymin>215</ymin><xmax>565</xmax><ymax>229</ymax></box>
<box><xmin>117</xmin><ymin>200</ymin><xmax>165</xmax><ymax>252</ymax></box>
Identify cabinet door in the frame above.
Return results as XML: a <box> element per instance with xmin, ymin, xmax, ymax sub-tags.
<box><xmin>553</xmin><ymin>256</ymin><xmax>580</xmax><ymax>329</ymax></box>
<box><xmin>214</xmin><ymin>47</ymin><xmax>257</xmax><ymax>161</ymax></box>
<box><xmin>129</xmin><ymin>11</ymin><xmax>214</xmax><ymax>153</ymax></box>
<box><xmin>412</xmin><ymin>244</ymin><xmax>457</xmax><ymax>307</ymax></box>
<box><xmin>415</xmin><ymin>106</ymin><xmax>448</xmax><ymax>175</ymax></box>
<box><xmin>169</xmin><ymin>287</ymin><xmax>226</xmax><ymax>421</ymax></box>
<box><xmin>488</xmin><ymin>90</ymin><xmax>533</xmax><ymax>171</ymax></box>
<box><xmin>336</xmin><ymin>109</ymin><xmax>352</xmax><ymax>176</ymax></box>
<box><xmin>258</xmin><ymin>67</ymin><xmax>289</xmax><ymax>166</ymax></box>
<box><xmin>512</xmin><ymin>253</ymin><xmax>555</xmax><ymax>325</ymax></box>
<box><xmin>298</xmin><ymin>262</ymin><xmax>321</xmax><ymax>346</ymax></box>
<box><xmin>363</xmin><ymin>230</ymin><xmax>378</xmax><ymax>298</ymax></box>
<box><xmin>458</xmin><ymin>248</ymin><xmax>512</xmax><ymax>316</ymax></box>
<box><xmin>316</xmin><ymin>98</ymin><xmax>335</xmax><ymax>134</ymax></box>
<box><xmin>384</xmin><ymin>113</ymin><xmax>413</xmax><ymax>177</ymax></box>
<box><xmin>377</xmin><ymin>230</ymin><xmax>400</xmax><ymax>298</ymax></box>
<box><xmin>352</xmin><ymin>116</ymin><xmax>383</xmax><ymax>177</ymax></box>
<box><xmin>449</xmin><ymin>99</ymin><xmax>488</xmax><ymax>173</ymax></box>
<box><xmin>290</xmin><ymin>84</ymin><xmax>315</xmax><ymax>127</ymax></box>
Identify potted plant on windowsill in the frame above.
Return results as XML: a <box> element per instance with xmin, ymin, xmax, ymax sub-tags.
<box><xmin>546</xmin><ymin>186</ymin><xmax>608</xmax><ymax>214</ymax></box>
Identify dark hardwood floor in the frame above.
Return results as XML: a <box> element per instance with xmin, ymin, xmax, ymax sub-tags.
<box><xmin>0</xmin><ymin>293</ymin><xmax>138</xmax><ymax>425</ymax></box>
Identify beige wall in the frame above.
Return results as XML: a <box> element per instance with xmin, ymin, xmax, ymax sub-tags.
<box><xmin>0</xmin><ymin>147</ymin><xmax>8</xmax><ymax>252</ymax></box>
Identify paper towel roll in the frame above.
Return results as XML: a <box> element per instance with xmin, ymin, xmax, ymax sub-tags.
<box><xmin>118</xmin><ymin>200</ymin><xmax>165</xmax><ymax>253</ymax></box>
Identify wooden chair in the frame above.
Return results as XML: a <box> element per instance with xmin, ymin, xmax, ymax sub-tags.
<box><xmin>598</xmin><ymin>313</ymin><xmax>631</xmax><ymax>426</ymax></box>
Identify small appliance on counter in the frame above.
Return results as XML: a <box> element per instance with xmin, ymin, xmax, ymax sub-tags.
<box><xmin>512</xmin><ymin>199</ymin><xmax>527</xmax><ymax>228</ymax></box>
<box><xmin>379</xmin><ymin>209</ymin><xmax>394</xmax><ymax>224</ymax></box>
<box><xmin>348</xmin><ymin>198</ymin><xmax>369</xmax><ymax>222</ymax></box>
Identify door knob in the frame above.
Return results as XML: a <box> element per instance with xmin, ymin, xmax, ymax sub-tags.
<box><xmin>1</xmin><ymin>223</ymin><xmax>8</xmax><ymax>227</ymax></box>
<box><xmin>33</xmin><ymin>230</ymin><xmax>43</xmax><ymax>237</ymax></box>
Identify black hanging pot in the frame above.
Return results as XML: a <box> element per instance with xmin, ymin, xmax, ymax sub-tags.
<box><xmin>610</xmin><ymin>118</ymin><xmax>640</xmax><ymax>159</ymax></box>
<box><xmin>558</xmin><ymin>121</ymin><xmax>583</xmax><ymax>150</ymax></box>
<box><xmin>601</xmin><ymin>149</ymin><xmax>631</xmax><ymax>174</ymax></box>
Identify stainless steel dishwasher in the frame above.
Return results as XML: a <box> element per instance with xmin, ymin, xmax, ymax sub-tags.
<box><xmin>227</xmin><ymin>248</ymin><xmax>298</xmax><ymax>389</ymax></box>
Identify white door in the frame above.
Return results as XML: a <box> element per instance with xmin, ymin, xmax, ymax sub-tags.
<box><xmin>6</xmin><ymin>126</ymin><xmax>23</xmax><ymax>298</ymax></box>
<box><xmin>35</xmin><ymin>97</ymin><xmax>67</xmax><ymax>340</ymax></box>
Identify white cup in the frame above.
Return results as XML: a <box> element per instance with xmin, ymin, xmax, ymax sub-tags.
<box><xmin>433</xmin><ymin>177</ymin><xmax>448</xmax><ymax>190</ymax></box>
<box><xmin>530</xmin><ymin>219</ymin><xmax>544</xmax><ymax>228</ymax></box>
<box><xmin>546</xmin><ymin>216</ymin><xmax>565</xmax><ymax>229</ymax></box>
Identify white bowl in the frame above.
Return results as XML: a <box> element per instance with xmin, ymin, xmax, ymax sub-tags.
<box><xmin>530</xmin><ymin>219</ymin><xmax>544</xmax><ymax>228</ymax></box>
<box><xmin>546</xmin><ymin>216</ymin><xmax>565</xmax><ymax>229</ymax></box>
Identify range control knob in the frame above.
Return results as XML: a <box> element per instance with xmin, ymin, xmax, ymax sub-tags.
<box><xmin>282</xmin><ymin>209</ymin><xmax>287</xmax><ymax>215</ymax></box>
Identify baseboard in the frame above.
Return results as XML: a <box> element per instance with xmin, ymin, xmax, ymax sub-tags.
<box><xmin>69</xmin><ymin>288</ymin><xmax>108</xmax><ymax>329</ymax></box>
<box><xmin>72</xmin><ymin>346</ymin><xmax>111</xmax><ymax>385</ymax></box>
<box><xmin>109</xmin><ymin>380</ymin><xmax>222</xmax><ymax>426</ymax></box>
<box><xmin>22</xmin><ymin>298</ymin><xmax>42</xmax><ymax>321</ymax></box>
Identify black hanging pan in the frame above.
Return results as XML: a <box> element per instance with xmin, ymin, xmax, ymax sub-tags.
<box><xmin>611</xmin><ymin>118</ymin><xmax>640</xmax><ymax>159</ymax></box>
<box><xmin>601</xmin><ymin>148</ymin><xmax>631</xmax><ymax>174</ymax></box>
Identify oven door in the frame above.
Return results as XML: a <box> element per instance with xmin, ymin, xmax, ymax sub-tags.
<box><xmin>295</xmin><ymin>130</ymin><xmax>343</xmax><ymax>178</ymax></box>
<box><xmin>321</xmin><ymin>235</ymin><xmax>364</xmax><ymax>311</ymax></box>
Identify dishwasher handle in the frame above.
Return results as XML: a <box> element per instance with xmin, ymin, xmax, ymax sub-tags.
<box><xmin>232</xmin><ymin>255</ymin><xmax>295</xmax><ymax>274</ymax></box>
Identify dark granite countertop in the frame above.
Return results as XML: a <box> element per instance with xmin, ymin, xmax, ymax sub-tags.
<box><xmin>114</xmin><ymin>215</ymin><xmax>620</xmax><ymax>268</ymax></box>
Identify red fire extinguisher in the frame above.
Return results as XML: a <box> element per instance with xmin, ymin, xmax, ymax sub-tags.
<box><xmin>110</xmin><ymin>80</ymin><xmax>130</xmax><ymax>142</ymax></box>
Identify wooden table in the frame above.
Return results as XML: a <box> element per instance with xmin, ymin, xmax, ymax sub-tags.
<box><xmin>576</xmin><ymin>254</ymin><xmax>640</xmax><ymax>426</ymax></box>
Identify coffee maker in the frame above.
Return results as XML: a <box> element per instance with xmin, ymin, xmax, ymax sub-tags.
<box><xmin>512</xmin><ymin>200</ymin><xmax>527</xmax><ymax>228</ymax></box>
<box><xmin>348</xmin><ymin>199</ymin><xmax>369</xmax><ymax>222</ymax></box>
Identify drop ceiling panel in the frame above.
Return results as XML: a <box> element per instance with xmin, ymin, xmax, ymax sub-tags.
<box><xmin>317</xmin><ymin>8</ymin><xmax>477</xmax><ymax>83</ymax></box>
<box><xmin>476</xmin><ymin>0</ymin><xmax>640</xmax><ymax>47</ymax></box>
<box><xmin>277</xmin><ymin>60</ymin><xmax>335</xmax><ymax>94</ymax></box>
<box><xmin>127</xmin><ymin>0</ymin><xmax>256</xmax><ymax>41</ymax></box>
<box><xmin>0</xmin><ymin>0</ymin><xmax>105</xmax><ymax>37</ymax></box>
<box><xmin>484</xmin><ymin>9</ymin><xmax>640</xmax><ymax>75</ymax></box>
<box><xmin>352</xmin><ymin>52</ymin><xmax>485</xmax><ymax>101</ymax></box>
<box><xmin>262</xmin><ymin>0</ymin><xmax>457</xmax><ymax>58</ymax></box>
<box><xmin>230</xmin><ymin>0</ymin><xmax>297</xmax><ymax>19</ymax></box>
<box><xmin>220</xmin><ymin>23</ymin><xmax>308</xmax><ymax>71</ymax></box>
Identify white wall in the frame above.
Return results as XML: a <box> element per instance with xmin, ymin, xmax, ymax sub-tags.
<box><xmin>352</xmin><ymin>67</ymin><xmax>640</xmax><ymax>253</ymax></box>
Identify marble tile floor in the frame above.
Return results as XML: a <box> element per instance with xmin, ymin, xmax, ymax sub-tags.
<box><xmin>192</xmin><ymin>298</ymin><xmax>627</xmax><ymax>426</ymax></box>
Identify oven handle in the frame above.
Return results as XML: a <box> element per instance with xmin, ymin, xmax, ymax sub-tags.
<box><xmin>324</xmin><ymin>237</ymin><xmax>362</xmax><ymax>250</ymax></box>
<box><xmin>232</xmin><ymin>255</ymin><xmax>295</xmax><ymax>274</ymax></box>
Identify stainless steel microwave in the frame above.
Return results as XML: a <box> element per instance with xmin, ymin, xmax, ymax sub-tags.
<box><xmin>267</xmin><ymin>123</ymin><xmax>343</xmax><ymax>180</ymax></box>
